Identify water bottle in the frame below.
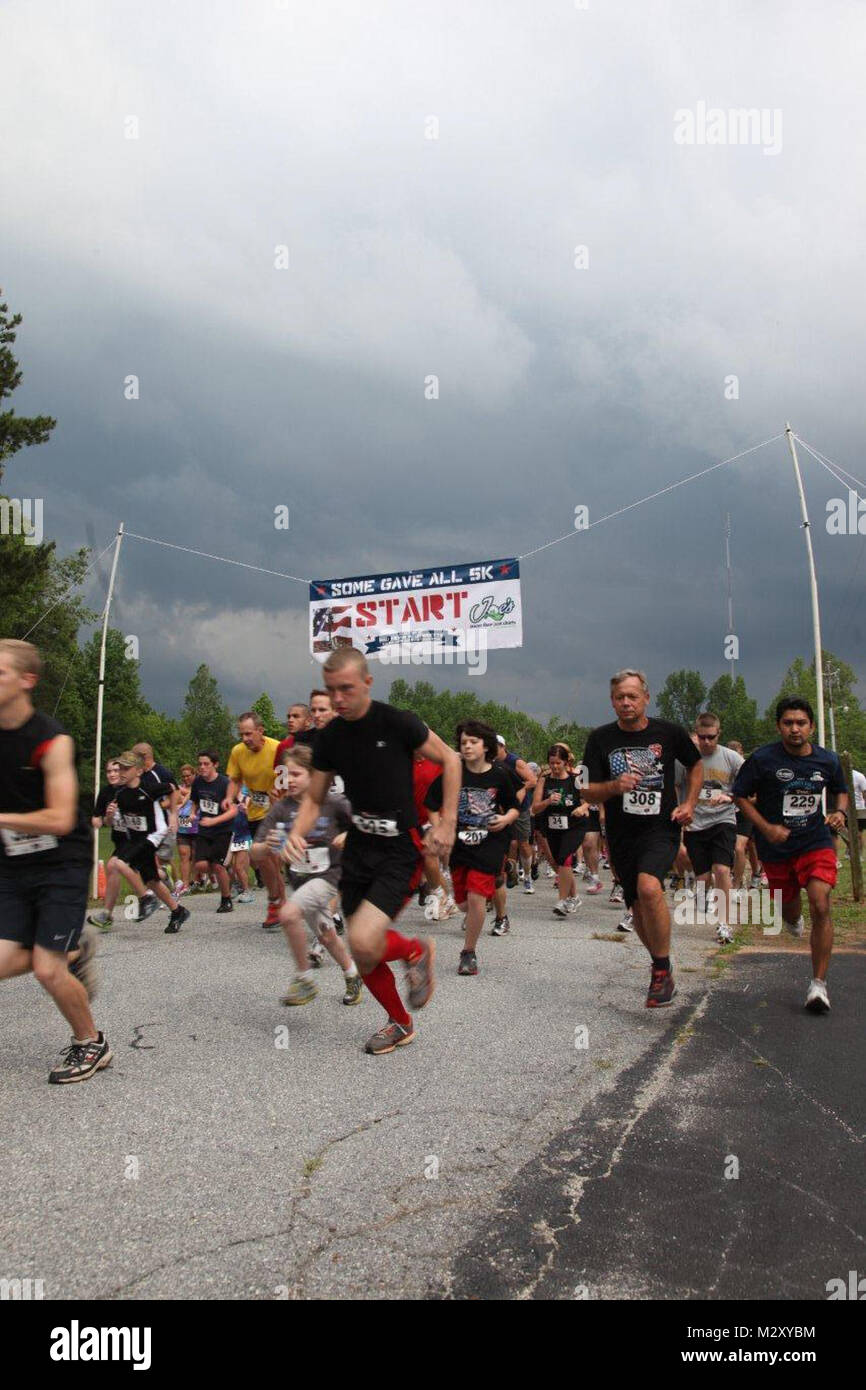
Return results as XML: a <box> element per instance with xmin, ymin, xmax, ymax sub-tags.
<box><xmin>273</xmin><ymin>821</ymin><xmax>288</xmax><ymax>852</ymax></box>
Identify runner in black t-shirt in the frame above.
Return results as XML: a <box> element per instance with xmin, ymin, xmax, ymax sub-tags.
<box><xmin>532</xmin><ymin>743</ymin><xmax>592</xmax><ymax>918</ymax></box>
<box><xmin>108</xmin><ymin>751</ymin><xmax>191</xmax><ymax>933</ymax></box>
<box><xmin>87</xmin><ymin>756</ymin><xmax>124</xmax><ymax>930</ymax></box>
<box><xmin>733</xmin><ymin>697</ymin><xmax>848</xmax><ymax>1014</ymax></box>
<box><xmin>189</xmin><ymin>751</ymin><xmax>237</xmax><ymax>913</ymax></box>
<box><xmin>0</xmin><ymin>639</ymin><xmax>111</xmax><ymax>1085</ymax></box>
<box><xmin>582</xmin><ymin>669</ymin><xmax>702</xmax><ymax>1007</ymax></box>
<box><xmin>287</xmin><ymin>648</ymin><xmax>461</xmax><ymax>1055</ymax></box>
<box><xmin>425</xmin><ymin>720</ymin><xmax>519</xmax><ymax>977</ymax></box>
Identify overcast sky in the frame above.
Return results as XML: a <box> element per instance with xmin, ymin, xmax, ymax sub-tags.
<box><xmin>3</xmin><ymin>0</ymin><xmax>864</xmax><ymax>730</ymax></box>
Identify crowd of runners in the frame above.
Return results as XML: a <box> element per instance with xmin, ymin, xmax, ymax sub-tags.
<box><xmin>0</xmin><ymin>637</ymin><xmax>861</xmax><ymax>1084</ymax></box>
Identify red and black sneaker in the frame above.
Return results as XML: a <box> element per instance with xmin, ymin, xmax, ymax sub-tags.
<box><xmin>262</xmin><ymin>900</ymin><xmax>282</xmax><ymax>930</ymax></box>
<box><xmin>646</xmin><ymin>967</ymin><xmax>677</xmax><ymax>1008</ymax></box>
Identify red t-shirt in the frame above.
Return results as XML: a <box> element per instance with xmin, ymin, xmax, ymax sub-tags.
<box><xmin>413</xmin><ymin>757</ymin><xmax>441</xmax><ymax>828</ymax></box>
<box><xmin>273</xmin><ymin>735</ymin><xmax>294</xmax><ymax>768</ymax></box>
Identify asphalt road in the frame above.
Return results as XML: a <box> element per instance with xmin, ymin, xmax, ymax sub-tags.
<box><xmin>0</xmin><ymin>871</ymin><xmax>861</xmax><ymax>1301</ymax></box>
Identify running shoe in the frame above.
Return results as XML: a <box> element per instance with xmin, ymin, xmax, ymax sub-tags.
<box><xmin>599</xmin><ymin>855</ymin><xmax>610</xmax><ymax>870</ymax></box>
<box><xmin>175</xmin><ymin>882</ymin><xmax>190</xmax><ymax>899</ymax></box>
<box><xmin>216</xmin><ymin>896</ymin><xmax>234</xmax><ymax>914</ymax></box>
<box><xmin>405</xmin><ymin>939</ymin><xmax>436</xmax><ymax>1010</ymax></box>
<box><xmin>785</xmin><ymin>915</ymin><xmax>805</xmax><ymax>939</ymax></box>
<box><xmin>490</xmin><ymin>915</ymin><xmax>510</xmax><ymax>936</ymax></box>
<box><xmin>236</xmin><ymin>891</ymin><xmax>255</xmax><ymax>904</ymax></box>
<box><xmin>68</xmin><ymin>925</ymin><xmax>99</xmax><ymax>1000</ymax></box>
<box><xmin>750</xmin><ymin>874</ymin><xmax>762</xmax><ymax>890</ymax></box>
<box><xmin>517</xmin><ymin>865</ymin><xmax>525</xmax><ymax>882</ymax></box>
<box><xmin>87</xmin><ymin>909</ymin><xmax>113</xmax><ymax>932</ymax></box>
<box><xmin>364</xmin><ymin>1020</ymin><xmax>416</xmax><ymax>1054</ymax></box>
<box><xmin>646</xmin><ymin>967</ymin><xmax>676</xmax><ymax>1007</ymax></box>
<box><xmin>309</xmin><ymin>943</ymin><xmax>326</xmax><ymax>968</ymax></box>
<box><xmin>418</xmin><ymin>884</ymin><xmax>429</xmax><ymax>908</ymax></box>
<box><xmin>760</xmin><ymin>873</ymin><xmax>769</xmax><ymax>888</ymax></box>
<box><xmin>137</xmin><ymin>892</ymin><xmax>160</xmax><ymax>923</ymax></box>
<box><xmin>585</xmin><ymin>876</ymin><xmax>603</xmax><ymax>895</ymax></box>
<box><xmin>552</xmin><ymin>900</ymin><xmax>569</xmax><ymax>918</ymax></box>
<box><xmin>331</xmin><ymin>911</ymin><xmax>345</xmax><ymax>935</ymax></box>
<box><xmin>439</xmin><ymin>895</ymin><xmax>459</xmax><ymax>920</ymax></box>
<box><xmin>342</xmin><ymin>974</ymin><xmax>363</xmax><ymax>1006</ymax></box>
<box><xmin>543</xmin><ymin>863</ymin><xmax>556</xmax><ymax>879</ymax></box>
<box><xmin>458</xmin><ymin>950</ymin><xmax>478</xmax><ymax>976</ymax></box>
<box><xmin>715</xmin><ymin>924</ymin><xmax>734</xmax><ymax>944</ymax></box>
<box><xmin>48</xmin><ymin>1032</ymin><xmax>112</xmax><ymax>1085</ymax></box>
<box><xmin>566</xmin><ymin>895</ymin><xmax>581</xmax><ymax>912</ymax></box>
<box><xmin>805</xmin><ymin>978</ymin><xmax>830</xmax><ymax>1013</ymax></box>
<box><xmin>531</xmin><ymin>861</ymin><xmax>539</xmax><ymax>881</ymax></box>
<box><xmin>164</xmin><ymin>905</ymin><xmax>190</xmax><ymax>935</ymax></box>
<box><xmin>281</xmin><ymin>977</ymin><xmax>318</xmax><ymax>1006</ymax></box>
<box><xmin>609</xmin><ymin>884</ymin><xmax>624</xmax><ymax>906</ymax></box>
<box><xmin>617</xmin><ymin>911</ymin><xmax>634</xmax><ymax>933</ymax></box>
<box><xmin>523</xmin><ymin>879</ymin><xmax>535</xmax><ymax>894</ymax></box>
<box><xmin>668</xmin><ymin>873</ymin><xmax>681</xmax><ymax>892</ymax></box>
<box><xmin>262</xmin><ymin>900</ymin><xmax>282</xmax><ymax>930</ymax></box>
<box><xmin>505</xmin><ymin>859</ymin><xmax>519</xmax><ymax>889</ymax></box>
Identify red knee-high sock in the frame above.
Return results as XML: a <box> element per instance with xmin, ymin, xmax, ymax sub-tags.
<box><xmin>383</xmin><ymin>929</ymin><xmax>422</xmax><ymax>963</ymax></box>
<box><xmin>361</xmin><ymin>962</ymin><xmax>410</xmax><ymax>1027</ymax></box>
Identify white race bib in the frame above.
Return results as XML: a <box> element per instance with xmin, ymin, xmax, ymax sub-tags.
<box><xmin>199</xmin><ymin>798</ymin><xmax>220</xmax><ymax>816</ymax></box>
<box><xmin>352</xmin><ymin>813</ymin><xmax>399</xmax><ymax>837</ymax></box>
<box><xmin>624</xmin><ymin>789</ymin><xmax>661</xmax><ymax>816</ymax></box>
<box><xmin>122</xmin><ymin>814</ymin><xmax>147</xmax><ymax>832</ymax></box>
<box><xmin>0</xmin><ymin>828</ymin><xmax>59</xmax><ymax>856</ymax></box>
<box><xmin>293</xmin><ymin>846</ymin><xmax>331</xmax><ymax>875</ymax></box>
<box><xmin>458</xmin><ymin>827</ymin><xmax>488</xmax><ymax>845</ymax></box>
<box><xmin>548</xmin><ymin>814</ymin><xmax>570</xmax><ymax>830</ymax></box>
<box><xmin>699</xmin><ymin>785</ymin><xmax>716</xmax><ymax>801</ymax></box>
<box><xmin>249</xmin><ymin>790</ymin><xmax>271</xmax><ymax>808</ymax></box>
<box><xmin>782</xmin><ymin>791</ymin><xmax>821</xmax><ymax>821</ymax></box>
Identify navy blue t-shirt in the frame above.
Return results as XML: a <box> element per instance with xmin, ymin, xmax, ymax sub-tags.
<box><xmin>731</xmin><ymin>742</ymin><xmax>846</xmax><ymax>862</ymax></box>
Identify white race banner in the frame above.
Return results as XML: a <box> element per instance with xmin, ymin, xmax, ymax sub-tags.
<box><xmin>309</xmin><ymin>558</ymin><xmax>522</xmax><ymax>662</ymax></box>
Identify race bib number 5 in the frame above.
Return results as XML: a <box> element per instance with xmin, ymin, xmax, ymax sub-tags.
<box><xmin>782</xmin><ymin>791</ymin><xmax>821</xmax><ymax>820</ymax></box>
<box><xmin>352</xmin><ymin>813</ymin><xmax>399</xmax><ymax>837</ymax></box>
<box><xmin>623</xmin><ymin>789</ymin><xmax>661</xmax><ymax>816</ymax></box>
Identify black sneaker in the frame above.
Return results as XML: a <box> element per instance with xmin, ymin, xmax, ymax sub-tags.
<box><xmin>164</xmin><ymin>905</ymin><xmax>190</xmax><ymax>934</ymax></box>
<box><xmin>48</xmin><ymin>1032</ymin><xmax>112</xmax><ymax>1084</ymax></box>
<box><xmin>505</xmin><ymin>859</ymin><xmax>518</xmax><ymax>890</ymax></box>
<box><xmin>137</xmin><ymin>892</ymin><xmax>160</xmax><ymax>922</ymax></box>
<box><xmin>418</xmin><ymin>884</ymin><xmax>429</xmax><ymax>908</ymax></box>
<box><xmin>530</xmin><ymin>860</ymin><xmax>539</xmax><ymax>881</ymax></box>
<box><xmin>216</xmin><ymin>896</ymin><xmax>234</xmax><ymax>914</ymax></box>
<box><xmin>490</xmin><ymin>915</ymin><xmax>510</xmax><ymax>937</ymax></box>
<box><xmin>458</xmin><ymin>950</ymin><xmax>478</xmax><ymax>976</ymax></box>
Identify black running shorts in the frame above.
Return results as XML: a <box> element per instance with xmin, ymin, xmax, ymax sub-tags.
<box><xmin>683</xmin><ymin>822</ymin><xmax>737</xmax><ymax>875</ymax></box>
<box><xmin>193</xmin><ymin>831</ymin><xmax>233</xmax><ymax>865</ymax></box>
<box><xmin>0</xmin><ymin>865</ymin><xmax>89</xmax><ymax>953</ymax></box>
<box><xmin>114</xmin><ymin>839</ymin><xmax>160</xmax><ymax>882</ymax></box>
<box><xmin>545</xmin><ymin>827</ymin><xmax>585</xmax><ymax>867</ymax></box>
<box><xmin>339</xmin><ymin>829</ymin><xmax>421</xmax><ymax>921</ymax></box>
<box><xmin>735</xmin><ymin>811</ymin><xmax>754</xmax><ymax>839</ymax></box>
<box><xmin>608</xmin><ymin>829</ymin><xmax>680</xmax><ymax>909</ymax></box>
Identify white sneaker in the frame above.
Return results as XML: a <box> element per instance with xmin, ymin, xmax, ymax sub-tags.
<box><xmin>439</xmin><ymin>895</ymin><xmax>459</xmax><ymax>920</ymax></box>
<box><xmin>544</xmin><ymin>864</ymin><xmax>556</xmax><ymax>879</ymax></box>
<box><xmin>552</xmin><ymin>900</ymin><xmax>569</xmax><ymax>918</ymax></box>
<box><xmin>785</xmin><ymin>915</ymin><xmax>805</xmax><ymax>939</ymax></box>
<box><xmin>805</xmin><ymin>978</ymin><xmax>830</xmax><ymax>1013</ymax></box>
<box><xmin>617</xmin><ymin>910</ymin><xmax>634</xmax><ymax>933</ymax></box>
<box><xmin>566</xmin><ymin>895</ymin><xmax>581</xmax><ymax>912</ymax></box>
<box><xmin>715</xmin><ymin>924</ymin><xmax>734</xmax><ymax>944</ymax></box>
<box><xmin>523</xmin><ymin>880</ymin><xmax>535</xmax><ymax>894</ymax></box>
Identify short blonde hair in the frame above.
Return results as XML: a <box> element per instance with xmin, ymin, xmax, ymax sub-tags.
<box><xmin>0</xmin><ymin>639</ymin><xmax>42</xmax><ymax>678</ymax></box>
<box><xmin>323</xmin><ymin>647</ymin><xmax>369</xmax><ymax>678</ymax></box>
<box><xmin>610</xmin><ymin>668</ymin><xmax>649</xmax><ymax>696</ymax></box>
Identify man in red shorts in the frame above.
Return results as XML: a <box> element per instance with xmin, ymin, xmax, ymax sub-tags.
<box><xmin>732</xmin><ymin>697</ymin><xmax>848</xmax><ymax>1013</ymax></box>
<box><xmin>286</xmin><ymin>647</ymin><xmax>460</xmax><ymax>1055</ymax></box>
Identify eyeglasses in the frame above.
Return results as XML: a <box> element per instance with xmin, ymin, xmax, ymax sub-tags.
<box><xmin>696</xmin><ymin>733</ymin><xmax>718</xmax><ymax>740</ymax></box>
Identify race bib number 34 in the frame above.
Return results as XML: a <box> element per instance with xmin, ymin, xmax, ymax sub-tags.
<box><xmin>548</xmin><ymin>814</ymin><xmax>570</xmax><ymax>830</ymax></box>
<box><xmin>623</xmin><ymin>789</ymin><xmax>661</xmax><ymax>816</ymax></box>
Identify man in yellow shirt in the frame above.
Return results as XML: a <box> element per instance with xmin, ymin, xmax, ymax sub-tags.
<box><xmin>223</xmin><ymin>712</ymin><xmax>284</xmax><ymax>927</ymax></box>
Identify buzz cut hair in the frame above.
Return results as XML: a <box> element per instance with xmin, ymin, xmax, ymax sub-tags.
<box><xmin>323</xmin><ymin>647</ymin><xmax>369</xmax><ymax>678</ymax></box>
<box><xmin>695</xmin><ymin>711</ymin><xmax>720</xmax><ymax>729</ymax></box>
<box><xmin>0</xmin><ymin>639</ymin><xmax>43</xmax><ymax>678</ymax></box>
<box><xmin>610</xmin><ymin>668</ymin><xmax>649</xmax><ymax>696</ymax></box>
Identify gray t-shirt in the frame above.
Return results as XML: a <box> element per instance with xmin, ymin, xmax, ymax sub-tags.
<box><xmin>257</xmin><ymin>789</ymin><xmax>351</xmax><ymax>888</ymax></box>
<box><xmin>689</xmin><ymin>745</ymin><xmax>744</xmax><ymax>831</ymax></box>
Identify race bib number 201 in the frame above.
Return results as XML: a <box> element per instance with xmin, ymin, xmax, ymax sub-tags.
<box><xmin>623</xmin><ymin>789</ymin><xmax>661</xmax><ymax>816</ymax></box>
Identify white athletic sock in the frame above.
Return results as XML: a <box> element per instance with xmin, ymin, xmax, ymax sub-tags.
<box><xmin>344</xmin><ymin>963</ymin><xmax>359</xmax><ymax>978</ymax></box>
<box><xmin>297</xmin><ymin>969</ymin><xmax>314</xmax><ymax>982</ymax></box>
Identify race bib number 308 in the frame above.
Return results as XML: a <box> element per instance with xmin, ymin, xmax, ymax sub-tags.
<box><xmin>623</xmin><ymin>789</ymin><xmax>661</xmax><ymax>816</ymax></box>
<box><xmin>352</xmin><ymin>813</ymin><xmax>399</xmax><ymax>837</ymax></box>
